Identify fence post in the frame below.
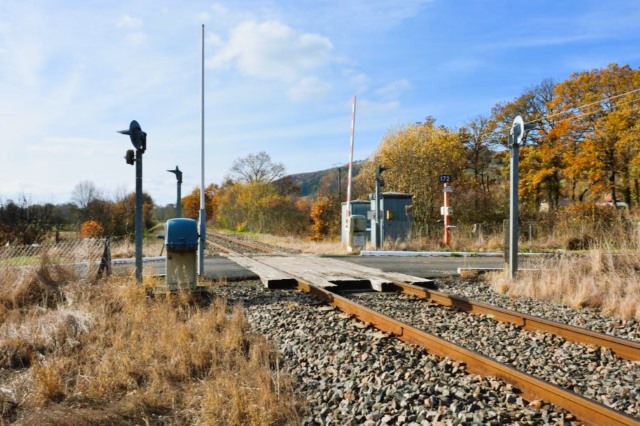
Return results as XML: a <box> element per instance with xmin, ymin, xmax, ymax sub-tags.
<box><xmin>97</xmin><ymin>237</ymin><xmax>112</xmax><ymax>279</ymax></box>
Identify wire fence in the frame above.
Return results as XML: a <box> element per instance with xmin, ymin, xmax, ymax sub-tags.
<box><xmin>409</xmin><ymin>220</ymin><xmax>640</xmax><ymax>251</ymax></box>
<box><xmin>0</xmin><ymin>237</ymin><xmax>167</xmax><ymax>278</ymax></box>
<box><xmin>0</xmin><ymin>239</ymin><xmax>105</xmax><ymax>267</ymax></box>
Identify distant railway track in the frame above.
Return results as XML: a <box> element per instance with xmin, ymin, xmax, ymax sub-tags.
<box><xmin>208</xmin><ymin>232</ymin><xmax>293</xmax><ymax>255</ymax></box>
<box><xmin>208</xmin><ymin>234</ymin><xmax>640</xmax><ymax>425</ymax></box>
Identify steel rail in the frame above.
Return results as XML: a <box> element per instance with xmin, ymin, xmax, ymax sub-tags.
<box><xmin>206</xmin><ymin>239</ymin><xmax>234</xmax><ymax>254</ymax></box>
<box><xmin>392</xmin><ymin>281</ymin><xmax>640</xmax><ymax>361</ymax></box>
<box><xmin>296</xmin><ymin>280</ymin><xmax>640</xmax><ymax>426</ymax></box>
<box><xmin>208</xmin><ymin>233</ymin><xmax>276</xmax><ymax>254</ymax></box>
<box><xmin>206</xmin><ymin>241</ymin><xmax>639</xmax><ymax>424</ymax></box>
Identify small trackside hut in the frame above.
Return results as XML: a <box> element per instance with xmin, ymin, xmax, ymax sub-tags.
<box><xmin>370</xmin><ymin>192</ymin><xmax>413</xmax><ymax>248</ymax></box>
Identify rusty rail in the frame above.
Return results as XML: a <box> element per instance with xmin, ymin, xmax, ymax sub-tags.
<box><xmin>204</xmin><ymin>239</ymin><xmax>639</xmax><ymax>423</ymax></box>
<box><xmin>208</xmin><ymin>233</ymin><xmax>276</xmax><ymax>254</ymax></box>
<box><xmin>392</xmin><ymin>281</ymin><xmax>640</xmax><ymax>362</ymax></box>
<box><xmin>296</xmin><ymin>280</ymin><xmax>640</xmax><ymax>426</ymax></box>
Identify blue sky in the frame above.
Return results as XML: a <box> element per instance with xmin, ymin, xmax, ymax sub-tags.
<box><xmin>1</xmin><ymin>0</ymin><xmax>639</xmax><ymax>206</ymax></box>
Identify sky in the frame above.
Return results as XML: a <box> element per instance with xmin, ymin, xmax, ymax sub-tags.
<box><xmin>1</xmin><ymin>0</ymin><xmax>640</xmax><ymax>206</ymax></box>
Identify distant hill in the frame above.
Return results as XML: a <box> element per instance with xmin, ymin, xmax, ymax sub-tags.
<box><xmin>278</xmin><ymin>161</ymin><xmax>363</xmax><ymax>198</ymax></box>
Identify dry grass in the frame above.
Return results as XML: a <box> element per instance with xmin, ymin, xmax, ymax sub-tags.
<box><xmin>0</xmin><ymin>259</ymin><xmax>301</xmax><ymax>425</ymax></box>
<box><xmin>110</xmin><ymin>238</ymin><xmax>165</xmax><ymax>259</ymax></box>
<box><xmin>488</xmin><ymin>249</ymin><xmax>640</xmax><ymax>321</ymax></box>
<box><xmin>242</xmin><ymin>232</ymin><xmax>347</xmax><ymax>255</ymax></box>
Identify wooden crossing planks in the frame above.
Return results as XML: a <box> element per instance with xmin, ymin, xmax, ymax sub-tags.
<box><xmin>229</xmin><ymin>254</ymin><xmax>433</xmax><ymax>290</ymax></box>
<box><xmin>223</xmin><ymin>254</ymin><xmax>297</xmax><ymax>288</ymax></box>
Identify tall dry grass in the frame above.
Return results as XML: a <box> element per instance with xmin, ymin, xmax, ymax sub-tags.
<box><xmin>488</xmin><ymin>248</ymin><xmax>640</xmax><ymax>321</ymax></box>
<box><xmin>110</xmin><ymin>237</ymin><xmax>165</xmax><ymax>259</ymax></box>
<box><xmin>239</xmin><ymin>232</ymin><xmax>346</xmax><ymax>255</ymax></box>
<box><xmin>0</xmin><ymin>258</ymin><xmax>301</xmax><ymax>425</ymax></box>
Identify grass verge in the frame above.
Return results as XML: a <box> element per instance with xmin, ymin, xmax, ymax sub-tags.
<box><xmin>0</xmin><ymin>259</ymin><xmax>301</xmax><ymax>425</ymax></box>
<box><xmin>487</xmin><ymin>249</ymin><xmax>640</xmax><ymax>321</ymax></box>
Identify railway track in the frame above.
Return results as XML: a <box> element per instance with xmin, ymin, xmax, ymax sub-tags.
<box><xmin>209</xmin><ymin>233</ymin><xmax>640</xmax><ymax>425</ymax></box>
<box><xmin>208</xmin><ymin>232</ymin><xmax>293</xmax><ymax>255</ymax></box>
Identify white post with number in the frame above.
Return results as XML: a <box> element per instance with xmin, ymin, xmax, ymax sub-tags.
<box><xmin>440</xmin><ymin>175</ymin><xmax>452</xmax><ymax>246</ymax></box>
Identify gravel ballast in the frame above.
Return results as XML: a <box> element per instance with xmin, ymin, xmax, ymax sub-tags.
<box><xmin>213</xmin><ymin>281</ymin><xmax>582</xmax><ymax>425</ymax></box>
<box><xmin>435</xmin><ymin>279</ymin><xmax>640</xmax><ymax>342</ymax></box>
<box><xmin>347</xmin><ymin>291</ymin><xmax>640</xmax><ymax>419</ymax></box>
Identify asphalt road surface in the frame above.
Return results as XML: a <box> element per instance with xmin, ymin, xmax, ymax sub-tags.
<box><xmin>139</xmin><ymin>254</ymin><xmax>506</xmax><ymax>280</ymax></box>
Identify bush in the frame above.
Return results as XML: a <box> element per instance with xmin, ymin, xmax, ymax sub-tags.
<box><xmin>80</xmin><ymin>220</ymin><xmax>104</xmax><ymax>238</ymax></box>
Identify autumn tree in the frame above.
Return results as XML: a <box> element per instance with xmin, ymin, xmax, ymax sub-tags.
<box><xmin>354</xmin><ymin>118</ymin><xmax>467</xmax><ymax>234</ymax></box>
<box><xmin>310</xmin><ymin>196</ymin><xmax>340</xmax><ymax>240</ymax></box>
<box><xmin>457</xmin><ymin>115</ymin><xmax>508</xmax><ymax>220</ymax></box>
<box><xmin>550</xmin><ymin>64</ymin><xmax>640</xmax><ymax>205</ymax></box>
<box><xmin>227</xmin><ymin>151</ymin><xmax>286</xmax><ymax>183</ymax></box>
<box><xmin>214</xmin><ymin>181</ymin><xmax>309</xmax><ymax>236</ymax></box>
<box><xmin>309</xmin><ymin>172</ymin><xmax>343</xmax><ymax>240</ymax></box>
<box><xmin>181</xmin><ymin>184</ymin><xmax>217</xmax><ymax>221</ymax></box>
<box><xmin>80</xmin><ymin>220</ymin><xmax>105</xmax><ymax>238</ymax></box>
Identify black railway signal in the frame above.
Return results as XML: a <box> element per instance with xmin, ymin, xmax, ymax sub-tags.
<box><xmin>118</xmin><ymin>120</ymin><xmax>147</xmax><ymax>284</ymax></box>
<box><xmin>124</xmin><ymin>149</ymin><xmax>135</xmax><ymax>165</ymax></box>
<box><xmin>376</xmin><ymin>166</ymin><xmax>389</xmax><ymax>187</ymax></box>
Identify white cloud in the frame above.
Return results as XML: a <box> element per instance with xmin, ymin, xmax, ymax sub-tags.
<box><xmin>117</xmin><ymin>14</ymin><xmax>143</xmax><ymax>29</ymax></box>
<box><xmin>288</xmin><ymin>76</ymin><xmax>331</xmax><ymax>101</ymax></box>
<box><xmin>375</xmin><ymin>79</ymin><xmax>412</xmax><ymax>101</ymax></box>
<box><xmin>207</xmin><ymin>20</ymin><xmax>333</xmax><ymax>81</ymax></box>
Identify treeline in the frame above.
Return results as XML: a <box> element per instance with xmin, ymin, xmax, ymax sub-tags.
<box><xmin>200</xmin><ymin>64</ymin><xmax>639</xmax><ymax>240</ymax></box>
<box><xmin>3</xmin><ymin>64</ymin><xmax>638</xmax><ymax>245</ymax></box>
<box><xmin>0</xmin><ymin>197</ymin><xmax>64</xmax><ymax>245</ymax></box>
<box><xmin>351</xmin><ymin>63</ymin><xmax>640</xmax><ymax>236</ymax></box>
<box><xmin>0</xmin><ymin>181</ymin><xmax>155</xmax><ymax>246</ymax></box>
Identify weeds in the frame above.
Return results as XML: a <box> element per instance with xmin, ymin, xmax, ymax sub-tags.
<box><xmin>0</xmin><ymin>263</ymin><xmax>301</xmax><ymax>424</ymax></box>
<box><xmin>488</xmin><ymin>248</ymin><xmax>640</xmax><ymax>321</ymax></box>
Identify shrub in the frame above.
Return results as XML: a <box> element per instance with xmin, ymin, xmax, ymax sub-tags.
<box><xmin>80</xmin><ymin>220</ymin><xmax>104</xmax><ymax>238</ymax></box>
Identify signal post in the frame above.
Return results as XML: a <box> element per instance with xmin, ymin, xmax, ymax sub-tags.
<box><xmin>118</xmin><ymin>120</ymin><xmax>147</xmax><ymax>284</ymax></box>
<box><xmin>440</xmin><ymin>175</ymin><xmax>453</xmax><ymax>246</ymax></box>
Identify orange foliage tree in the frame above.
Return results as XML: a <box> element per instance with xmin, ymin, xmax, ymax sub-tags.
<box><xmin>181</xmin><ymin>184</ymin><xmax>218</xmax><ymax>221</ymax></box>
<box><xmin>310</xmin><ymin>195</ymin><xmax>341</xmax><ymax>240</ymax></box>
<box><xmin>80</xmin><ymin>220</ymin><xmax>104</xmax><ymax>238</ymax></box>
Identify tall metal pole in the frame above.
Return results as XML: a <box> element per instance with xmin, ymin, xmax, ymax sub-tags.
<box><xmin>346</xmin><ymin>95</ymin><xmax>356</xmax><ymax>218</ymax></box>
<box><xmin>509</xmin><ymin>116</ymin><xmax>530</xmax><ymax>279</ymax></box>
<box><xmin>509</xmin><ymin>135</ymin><xmax>519</xmax><ymax>279</ymax></box>
<box><xmin>135</xmin><ymin>148</ymin><xmax>143</xmax><ymax>283</ymax></box>
<box><xmin>168</xmin><ymin>166</ymin><xmax>183</xmax><ymax>218</ymax></box>
<box><xmin>176</xmin><ymin>179</ymin><xmax>182</xmax><ymax>218</ymax></box>
<box><xmin>374</xmin><ymin>177</ymin><xmax>381</xmax><ymax>249</ymax></box>
<box><xmin>198</xmin><ymin>24</ymin><xmax>206</xmax><ymax>276</ymax></box>
<box><xmin>118</xmin><ymin>120</ymin><xmax>146</xmax><ymax>284</ymax></box>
